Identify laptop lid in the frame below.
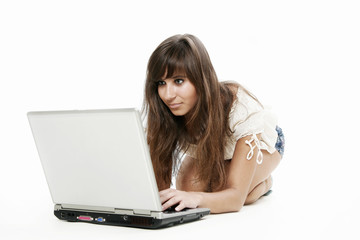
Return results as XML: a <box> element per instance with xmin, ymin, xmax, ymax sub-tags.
<box><xmin>28</xmin><ymin>108</ymin><xmax>162</xmax><ymax>213</ymax></box>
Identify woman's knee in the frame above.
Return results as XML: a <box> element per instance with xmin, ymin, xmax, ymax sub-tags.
<box><xmin>245</xmin><ymin>176</ymin><xmax>273</xmax><ymax>205</ymax></box>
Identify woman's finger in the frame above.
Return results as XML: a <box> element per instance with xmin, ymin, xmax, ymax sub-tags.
<box><xmin>161</xmin><ymin>195</ymin><xmax>181</xmax><ymax>211</ymax></box>
<box><xmin>159</xmin><ymin>188</ymin><xmax>177</xmax><ymax>204</ymax></box>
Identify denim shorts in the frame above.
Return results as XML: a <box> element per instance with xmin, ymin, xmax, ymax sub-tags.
<box><xmin>275</xmin><ymin>126</ymin><xmax>285</xmax><ymax>157</ymax></box>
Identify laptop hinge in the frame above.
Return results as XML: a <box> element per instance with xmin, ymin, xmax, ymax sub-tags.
<box><xmin>56</xmin><ymin>204</ymin><xmax>153</xmax><ymax>217</ymax></box>
<box><xmin>114</xmin><ymin>208</ymin><xmax>134</xmax><ymax>215</ymax></box>
<box><xmin>133</xmin><ymin>209</ymin><xmax>152</xmax><ymax>216</ymax></box>
<box><xmin>55</xmin><ymin>204</ymin><xmax>116</xmax><ymax>213</ymax></box>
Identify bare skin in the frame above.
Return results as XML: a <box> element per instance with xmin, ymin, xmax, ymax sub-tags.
<box><xmin>159</xmin><ymin>134</ymin><xmax>281</xmax><ymax>213</ymax></box>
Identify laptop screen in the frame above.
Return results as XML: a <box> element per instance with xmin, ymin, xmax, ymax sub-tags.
<box><xmin>28</xmin><ymin>109</ymin><xmax>162</xmax><ymax>212</ymax></box>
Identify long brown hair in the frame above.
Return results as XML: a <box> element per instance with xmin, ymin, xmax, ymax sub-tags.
<box><xmin>143</xmin><ymin>34</ymin><xmax>238</xmax><ymax>191</ymax></box>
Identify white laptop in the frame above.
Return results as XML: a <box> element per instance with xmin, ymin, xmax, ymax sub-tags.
<box><xmin>27</xmin><ymin>108</ymin><xmax>210</xmax><ymax>228</ymax></box>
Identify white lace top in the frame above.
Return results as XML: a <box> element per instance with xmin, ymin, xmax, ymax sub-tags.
<box><xmin>186</xmin><ymin>87</ymin><xmax>278</xmax><ymax>163</ymax></box>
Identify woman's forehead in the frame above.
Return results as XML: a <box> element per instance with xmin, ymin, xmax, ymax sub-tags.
<box><xmin>161</xmin><ymin>68</ymin><xmax>187</xmax><ymax>80</ymax></box>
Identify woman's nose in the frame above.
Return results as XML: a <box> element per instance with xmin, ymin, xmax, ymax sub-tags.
<box><xmin>165</xmin><ymin>84</ymin><xmax>176</xmax><ymax>100</ymax></box>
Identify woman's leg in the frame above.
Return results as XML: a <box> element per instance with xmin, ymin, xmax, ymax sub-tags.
<box><xmin>244</xmin><ymin>150</ymin><xmax>281</xmax><ymax>204</ymax></box>
<box><xmin>177</xmin><ymin>149</ymin><xmax>282</xmax><ymax>205</ymax></box>
<box><xmin>245</xmin><ymin>175</ymin><xmax>272</xmax><ymax>205</ymax></box>
<box><xmin>245</xmin><ymin>126</ymin><xmax>285</xmax><ymax>204</ymax></box>
<box><xmin>177</xmin><ymin>151</ymin><xmax>281</xmax><ymax>192</ymax></box>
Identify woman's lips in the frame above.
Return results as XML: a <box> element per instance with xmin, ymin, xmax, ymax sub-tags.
<box><xmin>168</xmin><ymin>103</ymin><xmax>182</xmax><ymax>109</ymax></box>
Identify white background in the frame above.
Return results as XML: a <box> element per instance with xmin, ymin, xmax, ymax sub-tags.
<box><xmin>1</xmin><ymin>0</ymin><xmax>359</xmax><ymax>239</ymax></box>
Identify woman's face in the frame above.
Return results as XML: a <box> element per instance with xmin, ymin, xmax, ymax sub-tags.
<box><xmin>157</xmin><ymin>73</ymin><xmax>198</xmax><ymax>116</ymax></box>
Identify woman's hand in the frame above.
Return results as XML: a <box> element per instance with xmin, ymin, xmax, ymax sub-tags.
<box><xmin>159</xmin><ymin>188</ymin><xmax>203</xmax><ymax>211</ymax></box>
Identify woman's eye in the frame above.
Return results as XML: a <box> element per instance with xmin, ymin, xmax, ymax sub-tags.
<box><xmin>157</xmin><ymin>81</ymin><xmax>166</xmax><ymax>86</ymax></box>
<box><xmin>175</xmin><ymin>79</ymin><xmax>184</xmax><ymax>84</ymax></box>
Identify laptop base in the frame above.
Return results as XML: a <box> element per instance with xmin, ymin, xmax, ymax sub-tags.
<box><xmin>55</xmin><ymin>209</ymin><xmax>209</xmax><ymax>229</ymax></box>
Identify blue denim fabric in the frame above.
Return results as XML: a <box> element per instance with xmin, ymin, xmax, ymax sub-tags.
<box><xmin>275</xmin><ymin>126</ymin><xmax>285</xmax><ymax>157</ymax></box>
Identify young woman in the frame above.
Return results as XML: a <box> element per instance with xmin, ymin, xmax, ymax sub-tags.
<box><xmin>143</xmin><ymin>34</ymin><xmax>285</xmax><ymax>214</ymax></box>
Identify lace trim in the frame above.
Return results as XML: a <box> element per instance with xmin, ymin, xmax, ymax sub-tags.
<box><xmin>245</xmin><ymin>134</ymin><xmax>263</xmax><ymax>164</ymax></box>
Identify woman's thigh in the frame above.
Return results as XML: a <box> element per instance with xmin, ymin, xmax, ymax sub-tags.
<box><xmin>177</xmin><ymin>150</ymin><xmax>281</xmax><ymax>193</ymax></box>
<box><xmin>248</xmin><ymin>150</ymin><xmax>281</xmax><ymax>192</ymax></box>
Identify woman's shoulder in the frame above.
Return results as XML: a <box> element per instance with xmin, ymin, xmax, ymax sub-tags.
<box><xmin>221</xmin><ymin>81</ymin><xmax>260</xmax><ymax>105</ymax></box>
<box><xmin>231</xmin><ymin>85</ymin><xmax>263</xmax><ymax>115</ymax></box>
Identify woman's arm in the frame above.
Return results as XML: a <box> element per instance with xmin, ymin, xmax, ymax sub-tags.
<box><xmin>160</xmin><ymin>134</ymin><xmax>263</xmax><ymax>213</ymax></box>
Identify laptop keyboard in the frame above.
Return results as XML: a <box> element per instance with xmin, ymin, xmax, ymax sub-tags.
<box><xmin>163</xmin><ymin>206</ymin><xmax>190</xmax><ymax>214</ymax></box>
